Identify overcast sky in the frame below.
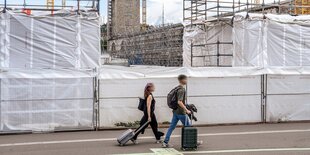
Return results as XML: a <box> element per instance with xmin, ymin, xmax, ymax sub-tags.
<box><xmin>4</xmin><ymin>0</ymin><xmax>285</xmax><ymax>25</ymax></box>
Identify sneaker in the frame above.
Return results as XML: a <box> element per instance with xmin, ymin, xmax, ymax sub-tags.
<box><xmin>162</xmin><ymin>142</ymin><xmax>173</xmax><ymax>148</ymax></box>
<box><xmin>156</xmin><ymin>132</ymin><xmax>164</xmax><ymax>144</ymax></box>
<box><xmin>156</xmin><ymin>140</ymin><xmax>162</xmax><ymax>144</ymax></box>
<box><xmin>197</xmin><ymin>140</ymin><xmax>203</xmax><ymax>146</ymax></box>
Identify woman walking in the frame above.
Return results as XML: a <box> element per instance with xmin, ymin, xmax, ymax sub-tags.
<box><xmin>132</xmin><ymin>83</ymin><xmax>164</xmax><ymax>144</ymax></box>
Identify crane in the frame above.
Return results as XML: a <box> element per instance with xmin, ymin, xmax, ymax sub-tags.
<box><xmin>46</xmin><ymin>0</ymin><xmax>54</xmax><ymax>14</ymax></box>
<box><xmin>47</xmin><ymin>0</ymin><xmax>66</xmax><ymax>10</ymax></box>
<box><xmin>142</xmin><ymin>0</ymin><xmax>147</xmax><ymax>25</ymax></box>
<box><xmin>47</xmin><ymin>0</ymin><xmax>54</xmax><ymax>9</ymax></box>
<box><xmin>142</xmin><ymin>0</ymin><xmax>147</xmax><ymax>31</ymax></box>
<box><xmin>62</xmin><ymin>0</ymin><xmax>66</xmax><ymax>9</ymax></box>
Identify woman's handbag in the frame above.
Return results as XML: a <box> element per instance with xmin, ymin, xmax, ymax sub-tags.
<box><xmin>138</xmin><ymin>98</ymin><xmax>146</xmax><ymax>111</ymax></box>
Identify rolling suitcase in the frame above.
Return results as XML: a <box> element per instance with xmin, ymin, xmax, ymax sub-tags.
<box><xmin>117</xmin><ymin>121</ymin><xmax>149</xmax><ymax>146</ymax></box>
<box><xmin>181</xmin><ymin>115</ymin><xmax>198</xmax><ymax>151</ymax></box>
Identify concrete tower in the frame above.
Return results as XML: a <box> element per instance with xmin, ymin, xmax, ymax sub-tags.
<box><xmin>108</xmin><ymin>0</ymin><xmax>141</xmax><ymax>37</ymax></box>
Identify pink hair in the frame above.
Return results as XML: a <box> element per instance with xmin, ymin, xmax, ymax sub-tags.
<box><xmin>144</xmin><ymin>83</ymin><xmax>154</xmax><ymax>98</ymax></box>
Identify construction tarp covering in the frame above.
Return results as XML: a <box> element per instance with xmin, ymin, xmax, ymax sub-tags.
<box><xmin>0</xmin><ymin>69</ymin><xmax>95</xmax><ymax>132</ymax></box>
<box><xmin>0</xmin><ymin>66</ymin><xmax>309</xmax><ymax>131</ymax></box>
<box><xmin>233</xmin><ymin>13</ymin><xmax>310</xmax><ymax>67</ymax></box>
<box><xmin>98</xmin><ymin>66</ymin><xmax>263</xmax><ymax>127</ymax></box>
<box><xmin>233</xmin><ymin>14</ymin><xmax>265</xmax><ymax>67</ymax></box>
<box><xmin>187</xmin><ymin>76</ymin><xmax>261</xmax><ymax>124</ymax></box>
<box><xmin>266</xmin><ymin>75</ymin><xmax>310</xmax><ymax>122</ymax></box>
<box><xmin>0</xmin><ymin>11</ymin><xmax>100</xmax><ymax>69</ymax></box>
<box><xmin>183</xmin><ymin>20</ymin><xmax>233</xmax><ymax>67</ymax></box>
<box><xmin>98</xmin><ymin>66</ymin><xmax>183</xmax><ymax>127</ymax></box>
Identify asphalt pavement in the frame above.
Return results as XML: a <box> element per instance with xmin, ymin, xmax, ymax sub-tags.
<box><xmin>0</xmin><ymin>123</ymin><xmax>310</xmax><ymax>155</ymax></box>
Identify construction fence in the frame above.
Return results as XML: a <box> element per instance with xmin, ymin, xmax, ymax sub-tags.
<box><xmin>0</xmin><ymin>10</ymin><xmax>100</xmax><ymax>133</ymax></box>
<box><xmin>0</xmin><ymin>69</ymin><xmax>96</xmax><ymax>132</ymax></box>
<box><xmin>1</xmin><ymin>66</ymin><xmax>310</xmax><ymax>133</ymax></box>
<box><xmin>233</xmin><ymin>13</ymin><xmax>310</xmax><ymax>67</ymax></box>
<box><xmin>0</xmin><ymin>10</ymin><xmax>100</xmax><ymax>69</ymax></box>
<box><xmin>0</xmin><ymin>8</ymin><xmax>310</xmax><ymax>133</ymax></box>
<box><xmin>183</xmin><ymin>13</ymin><xmax>310</xmax><ymax>67</ymax></box>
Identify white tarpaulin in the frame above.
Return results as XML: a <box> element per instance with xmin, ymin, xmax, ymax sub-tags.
<box><xmin>233</xmin><ymin>13</ymin><xmax>265</xmax><ymax>67</ymax></box>
<box><xmin>187</xmin><ymin>76</ymin><xmax>262</xmax><ymax>124</ymax></box>
<box><xmin>233</xmin><ymin>13</ymin><xmax>310</xmax><ymax>67</ymax></box>
<box><xmin>0</xmin><ymin>11</ymin><xmax>100</xmax><ymax>69</ymax></box>
<box><xmin>266</xmin><ymin>75</ymin><xmax>310</xmax><ymax>122</ymax></box>
<box><xmin>0</xmin><ymin>69</ymin><xmax>95</xmax><ymax>132</ymax></box>
<box><xmin>98</xmin><ymin>66</ymin><xmax>263</xmax><ymax>127</ymax></box>
<box><xmin>98</xmin><ymin>66</ymin><xmax>181</xmax><ymax>127</ymax></box>
<box><xmin>183</xmin><ymin>20</ymin><xmax>233</xmax><ymax>67</ymax></box>
<box><xmin>0</xmin><ymin>66</ymin><xmax>309</xmax><ymax>131</ymax></box>
<box><xmin>99</xmin><ymin>66</ymin><xmax>310</xmax><ymax>127</ymax></box>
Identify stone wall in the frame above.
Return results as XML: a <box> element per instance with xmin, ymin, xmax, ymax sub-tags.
<box><xmin>111</xmin><ymin>0</ymin><xmax>140</xmax><ymax>36</ymax></box>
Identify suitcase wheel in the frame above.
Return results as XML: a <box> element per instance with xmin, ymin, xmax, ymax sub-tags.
<box><xmin>119</xmin><ymin>144</ymin><xmax>124</xmax><ymax>147</ymax></box>
<box><xmin>181</xmin><ymin>147</ymin><xmax>197</xmax><ymax>151</ymax></box>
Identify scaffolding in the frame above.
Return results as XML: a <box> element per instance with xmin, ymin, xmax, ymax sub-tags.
<box><xmin>295</xmin><ymin>0</ymin><xmax>310</xmax><ymax>14</ymax></box>
<box><xmin>183</xmin><ymin>0</ymin><xmax>207</xmax><ymax>25</ymax></box>
<box><xmin>183</xmin><ymin>0</ymin><xmax>310</xmax><ymax>67</ymax></box>
<box><xmin>0</xmin><ymin>0</ymin><xmax>100</xmax><ymax>13</ymax></box>
<box><xmin>109</xmin><ymin>24</ymin><xmax>184</xmax><ymax>67</ymax></box>
<box><xmin>107</xmin><ymin>0</ymin><xmax>183</xmax><ymax>67</ymax></box>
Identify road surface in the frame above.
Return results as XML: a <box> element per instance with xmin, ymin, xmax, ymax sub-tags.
<box><xmin>0</xmin><ymin>123</ymin><xmax>310</xmax><ymax>155</ymax></box>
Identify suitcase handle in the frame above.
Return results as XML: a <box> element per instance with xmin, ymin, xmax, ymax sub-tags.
<box><xmin>134</xmin><ymin>121</ymin><xmax>149</xmax><ymax>134</ymax></box>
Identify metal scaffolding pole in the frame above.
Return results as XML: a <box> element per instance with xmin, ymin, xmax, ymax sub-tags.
<box><xmin>0</xmin><ymin>0</ymin><xmax>100</xmax><ymax>13</ymax></box>
<box><xmin>3</xmin><ymin>0</ymin><xmax>6</xmax><ymax>13</ymax></box>
<box><xmin>183</xmin><ymin>0</ymin><xmax>310</xmax><ymax>67</ymax></box>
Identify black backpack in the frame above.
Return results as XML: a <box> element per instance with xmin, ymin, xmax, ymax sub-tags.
<box><xmin>167</xmin><ymin>86</ymin><xmax>182</xmax><ymax>110</ymax></box>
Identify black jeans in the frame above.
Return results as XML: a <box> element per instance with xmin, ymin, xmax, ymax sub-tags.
<box><xmin>132</xmin><ymin>111</ymin><xmax>163</xmax><ymax>140</ymax></box>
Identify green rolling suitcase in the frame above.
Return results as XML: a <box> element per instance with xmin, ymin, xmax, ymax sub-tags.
<box><xmin>181</xmin><ymin>116</ymin><xmax>198</xmax><ymax>151</ymax></box>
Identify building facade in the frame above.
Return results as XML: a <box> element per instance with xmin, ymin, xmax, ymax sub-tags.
<box><xmin>108</xmin><ymin>0</ymin><xmax>141</xmax><ymax>37</ymax></box>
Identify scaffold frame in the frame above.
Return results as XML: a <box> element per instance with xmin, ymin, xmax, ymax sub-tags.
<box><xmin>0</xmin><ymin>0</ymin><xmax>100</xmax><ymax>13</ymax></box>
<box><xmin>183</xmin><ymin>0</ymin><xmax>310</xmax><ymax>67</ymax></box>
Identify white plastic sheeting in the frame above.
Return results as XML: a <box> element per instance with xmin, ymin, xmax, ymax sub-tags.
<box><xmin>99</xmin><ymin>66</ymin><xmax>310</xmax><ymax>127</ymax></box>
<box><xmin>98</xmin><ymin>66</ymin><xmax>181</xmax><ymax>127</ymax></box>
<box><xmin>99</xmin><ymin>77</ymin><xmax>179</xmax><ymax>127</ymax></box>
<box><xmin>233</xmin><ymin>13</ymin><xmax>310</xmax><ymax>67</ymax></box>
<box><xmin>98</xmin><ymin>66</ymin><xmax>263</xmax><ymax>127</ymax></box>
<box><xmin>0</xmin><ymin>11</ymin><xmax>100</xmax><ymax>69</ymax></box>
<box><xmin>0</xmin><ymin>69</ymin><xmax>95</xmax><ymax>132</ymax></box>
<box><xmin>0</xmin><ymin>66</ymin><xmax>309</xmax><ymax>131</ymax></box>
<box><xmin>266</xmin><ymin>75</ymin><xmax>310</xmax><ymax>122</ymax></box>
<box><xmin>233</xmin><ymin>14</ymin><xmax>265</xmax><ymax>67</ymax></box>
<box><xmin>183</xmin><ymin>20</ymin><xmax>233</xmax><ymax>67</ymax></box>
<box><xmin>187</xmin><ymin>76</ymin><xmax>262</xmax><ymax>124</ymax></box>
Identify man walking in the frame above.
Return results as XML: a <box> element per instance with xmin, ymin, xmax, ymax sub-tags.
<box><xmin>162</xmin><ymin>74</ymin><xmax>191</xmax><ymax>148</ymax></box>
